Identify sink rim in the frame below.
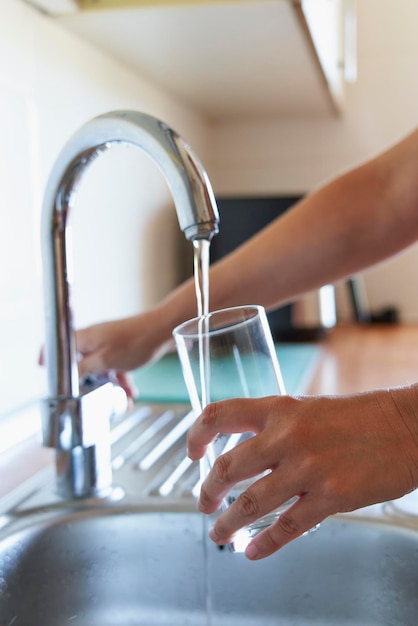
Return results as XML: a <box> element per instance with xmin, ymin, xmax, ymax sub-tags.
<box><xmin>1</xmin><ymin>494</ymin><xmax>418</xmax><ymax>544</ymax></box>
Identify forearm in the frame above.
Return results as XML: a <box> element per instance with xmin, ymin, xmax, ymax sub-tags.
<box><xmin>160</xmin><ymin>128</ymin><xmax>418</xmax><ymax>326</ymax></box>
<box><xmin>77</xmin><ymin>128</ymin><xmax>418</xmax><ymax>384</ymax></box>
<box><xmin>210</xmin><ymin>138</ymin><xmax>418</xmax><ymax>312</ymax></box>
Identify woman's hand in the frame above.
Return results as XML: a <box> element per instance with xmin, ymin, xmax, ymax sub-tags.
<box><xmin>187</xmin><ymin>387</ymin><xmax>418</xmax><ymax>560</ymax></box>
<box><xmin>75</xmin><ymin>309</ymin><xmax>174</xmax><ymax>400</ymax></box>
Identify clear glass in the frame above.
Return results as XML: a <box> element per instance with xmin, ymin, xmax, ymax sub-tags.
<box><xmin>173</xmin><ymin>305</ymin><xmax>295</xmax><ymax>552</ymax></box>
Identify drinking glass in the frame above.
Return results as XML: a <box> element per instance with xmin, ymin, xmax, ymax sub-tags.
<box><xmin>173</xmin><ymin>304</ymin><xmax>296</xmax><ymax>552</ymax></box>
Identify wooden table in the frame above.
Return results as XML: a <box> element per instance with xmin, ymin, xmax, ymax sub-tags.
<box><xmin>2</xmin><ymin>324</ymin><xmax>418</xmax><ymax>500</ymax></box>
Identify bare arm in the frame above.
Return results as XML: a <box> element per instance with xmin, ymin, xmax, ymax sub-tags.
<box><xmin>166</xmin><ymin>126</ymin><xmax>418</xmax><ymax>317</ymax></box>
<box><xmin>77</xmin><ymin>127</ymin><xmax>418</xmax><ymax>374</ymax></box>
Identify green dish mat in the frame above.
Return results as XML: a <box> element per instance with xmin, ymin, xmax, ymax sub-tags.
<box><xmin>132</xmin><ymin>344</ymin><xmax>319</xmax><ymax>403</ymax></box>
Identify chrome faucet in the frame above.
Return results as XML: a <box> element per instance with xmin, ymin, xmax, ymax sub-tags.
<box><xmin>41</xmin><ymin>110</ymin><xmax>219</xmax><ymax>499</ymax></box>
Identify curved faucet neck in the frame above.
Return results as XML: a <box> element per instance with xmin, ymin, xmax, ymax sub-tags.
<box><xmin>42</xmin><ymin>111</ymin><xmax>219</xmax><ymax>399</ymax></box>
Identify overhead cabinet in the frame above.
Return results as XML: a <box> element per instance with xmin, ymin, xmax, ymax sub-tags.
<box><xmin>25</xmin><ymin>0</ymin><xmax>356</xmax><ymax>120</ymax></box>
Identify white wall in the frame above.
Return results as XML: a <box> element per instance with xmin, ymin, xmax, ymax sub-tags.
<box><xmin>0</xmin><ymin>0</ymin><xmax>209</xmax><ymax>415</ymax></box>
<box><xmin>210</xmin><ymin>0</ymin><xmax>418</xmax><ymax>322</ymax></box>
<box><xmin>3</xmin><ymin>0</ymin><xmax>418</xmax><ymax>419</ymax></box>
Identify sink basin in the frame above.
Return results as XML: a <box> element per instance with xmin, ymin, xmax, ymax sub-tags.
<box><xmin>1</xmin><ymin>402</ymin><xmax>417</xmax><ymax>625</ymax></box>
<box><xmin>1</xmin><ymin>506</ymin><xmax>418</xmax><ymax>625</ymax></box>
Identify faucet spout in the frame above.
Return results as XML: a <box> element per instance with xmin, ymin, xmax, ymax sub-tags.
<box><xmin>41</xmin><ymin>110</ymin><xmax>219</xmax><ymax>498</ymax></box>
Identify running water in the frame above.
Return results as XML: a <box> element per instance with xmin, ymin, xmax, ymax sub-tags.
<box><xmin>193</xmin><ymin>239</ymin><xmax>210</xmax><ymax>318</ymax></box>
<box><xmin>193</xmin><ymin>238</ymin><xmax>213</xmax><ymax>626</ymax></box>
<box><xmin>193</xmin><ymin>239</ymin><xmax>211</xmax><ymax>411</ymax></box>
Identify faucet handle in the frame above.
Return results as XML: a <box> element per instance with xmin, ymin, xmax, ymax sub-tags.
<box><xmin>41</xmin><ymin>377</ymin><xmax>128</xmax><ymax>451</ymax></box>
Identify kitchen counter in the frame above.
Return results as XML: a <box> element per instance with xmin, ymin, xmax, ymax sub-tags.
<box><xmin>2</xmin><ymin>324</ymin><xmax>418</xmax><ymax>500</ymax></box>
<box><xmin>307</xmin><ymin>322</ymin><xmax>418</xmax><ymax>395</ymax></box>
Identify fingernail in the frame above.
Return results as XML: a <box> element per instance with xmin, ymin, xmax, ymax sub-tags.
<box><xmin>209</xmin><ymin>526</ymin><xmax>219</xmax><ymax>542</ymax></box>
<box><xmin>245</xmin><ymin>542</ymin><xmax>260</xmax><ymax>560</ymax></box>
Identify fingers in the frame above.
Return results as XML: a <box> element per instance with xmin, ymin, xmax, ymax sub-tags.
<box><xmin>79</xmin><ymin>354</ymin><xmax>137</xmax><ymax>402</ymax></box>
<box><xmin>187</xmin><ymin>397</ymin><xmax>274</xmax><ymax>461</ymax></box>
<box><xmin>189</xmin><ymin>396</ymin><xmax>287</xmax><ymax>516</ymax></box>
<box><xmin>76</xmin><ymin>329</ymin><xmax>137</xmax><ymax>401</ymax></box>
<box><xmin>114</xmin><ymin>371</ymin><xmax>138</xmax><ymax>401</ymax></box>
<box><xmin>42</xmin><ymin>323</ymin><xmax>138</xmax><ymax>403</ymax></box>
<box><xmin>197</xmin><ymin>433</ymin><xmax>275</xmax><ymax>514</ymax></box>
<box><xmin>208</xmin><ymin>487</ymin><xmax>326</xmax><ymax>561</ymax></box>
<box><xmin>78</xmin><ymin>352</ymin><xmax>106</xmax><ymax>379</ymax></box>
<box><xmin>188</xmin><ymin>395</ymin><xmax>332</xmax><ymax>559</ymax></box>
<box><xmin>244</xmin><ymin>495</ymin><xmax>326</xmax><ymax>560</ymax></box>
<box><xmin>39</xmin><ymin>336</ymin><xmax>102</xmax><ymax>374</ymax></box>
<box><xmin>187</xmin><ymin>389</ymin><xmax>418</xmax><ymax>560</ymax></box>
<box><xmin>204</xmin><ymin>468</ymin><xmax>299</xmax><ymax>537</ymax></box>
<box><xmin>75</xmin><ymin>326</ymin><xmax>96</xmax><ymax>354</ymax></box>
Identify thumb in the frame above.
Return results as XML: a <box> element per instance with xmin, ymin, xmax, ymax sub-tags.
<box><xmin>78</xmin><ymin>352</ymin><xmax>105</xmax><ymax>378</ymax></box>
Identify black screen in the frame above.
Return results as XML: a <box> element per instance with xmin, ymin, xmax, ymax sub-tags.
<box><xmin>211</xmin><ymin>196</ymin><xmax>303</xmax><ymax>341</ymax></box>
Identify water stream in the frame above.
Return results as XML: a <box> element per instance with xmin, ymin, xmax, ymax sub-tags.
<box><xmin>192</xmin><ymin>239</ymin><xmax>211</xmax><ymax>412</ymax></box>
<box><xmin>193</xmin><ymin>238</ymin><xmax>213</xmax><ymax>625</ymax></box>
<box><xmin>193</xmin><ymin>239</ymin><xmax>210</xmax><ymax>320</ymax></box>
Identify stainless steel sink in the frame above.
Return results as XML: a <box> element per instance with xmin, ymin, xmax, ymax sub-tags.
<box><xmin>1</xmin><ymin>402</ymin><xmax>418</xmax><ymax>625</ymax></box>
<box><xmin>1</xmin><ymin>505</ymin><xmax>418</xmax><ymax>625</ymax></box>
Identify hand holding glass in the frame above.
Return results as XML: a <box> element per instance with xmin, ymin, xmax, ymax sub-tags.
<box><xmin>173</xmin><ymin>305</ymin><xmax>297</xmax><ymax>552</ymax></box>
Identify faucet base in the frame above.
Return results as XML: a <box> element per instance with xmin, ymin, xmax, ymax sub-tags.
<box><xmin>55</xmin><ymin>442</ymin><xmax>113</xmax><ymax>500</ymax></box>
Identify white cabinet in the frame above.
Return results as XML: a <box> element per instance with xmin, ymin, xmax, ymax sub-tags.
<box><xmin>26</xmin><ymin>0</ymin><xmax>356</xmax><ymax>120</ymax></box>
